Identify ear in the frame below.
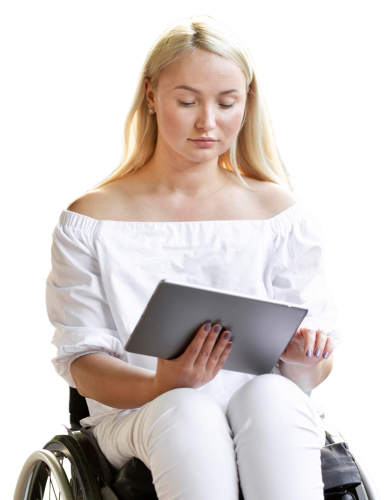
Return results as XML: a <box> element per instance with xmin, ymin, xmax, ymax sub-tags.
<box><xmin>144</xmin><ymin>78</ymin><xmax>155</xmax><ymax>108</ymax></box>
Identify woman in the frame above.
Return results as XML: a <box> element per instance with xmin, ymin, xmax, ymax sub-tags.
<box><xmin>46</xmin><ymin>14</ymin><xmax>342</xmax><ymax>500</ymax></box>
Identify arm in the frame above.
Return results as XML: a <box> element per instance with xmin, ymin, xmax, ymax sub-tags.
<box><xmin>277</xmin><ymin>325</ymin><xmax>335</xmax><ymax>392</ymax></box>
<box><xmin>279</xmin><ymin>352</ymin><xmax>334</xmax><ymax>392</ymax></box>
<box><xmin>70</xmin><ymin>353</ymin><xmax>161</xmax><ymax>409</ymax></box>
<box><xmin>46</xmin><ymin>213</ymin><xmax>149</xmax><ymax>405</ymax></box>
<box><xmin>271</xmin><ymin>202</ymin><xmax>342</xmax><ymax>391</ymax></box>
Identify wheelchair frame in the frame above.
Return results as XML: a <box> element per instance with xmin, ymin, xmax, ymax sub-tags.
<box><xmin>13</xmin><ymin>387</ymin><xmax>382</xmax><ymax>500</ymax></box>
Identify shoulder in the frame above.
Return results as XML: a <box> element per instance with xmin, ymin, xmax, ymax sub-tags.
<box><xmin>66</xmin><ymin>188</ymin><xmax>113</xmax><ymax>220</ymax></box>
<box><xmin>67</xmin><ymin>190</ymin><xmax>104</xmax><ymax>219</ymax></box>
<box><xmin>250</xmin><ymin>179</ymin><xmax>299</xmax><ymax>219</ymax></box>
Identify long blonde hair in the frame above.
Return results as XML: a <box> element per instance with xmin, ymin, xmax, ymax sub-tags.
<box><xmin>88</xmin><ymin>14</ymin><xmax>294</xmax><ymax>193</ymax></box>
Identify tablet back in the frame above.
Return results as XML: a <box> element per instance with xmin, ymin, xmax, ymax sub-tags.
<box><xmin>125</xmin><ymin>280</ymin><xmax>308</xmax><ymax>376</ymax></box>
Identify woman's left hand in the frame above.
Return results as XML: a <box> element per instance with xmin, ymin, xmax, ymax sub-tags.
<box><xmin>279</xmin><ymin>327</ymin><xmax>334</xmax><ymax>366</ymax></box>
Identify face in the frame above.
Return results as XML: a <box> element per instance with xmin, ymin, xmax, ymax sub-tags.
<box><xmin>145</xmin><ymin>49</ymin><xmax>248</xmax><ymax>165</ymax></box>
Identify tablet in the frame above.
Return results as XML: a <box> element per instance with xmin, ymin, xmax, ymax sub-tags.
<box><xmin>125</xmin><ymin>279</ymin><xmax>308</xmax><ymax>376</ymax></box>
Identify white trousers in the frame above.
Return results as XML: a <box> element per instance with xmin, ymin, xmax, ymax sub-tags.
<box><xmin>91</xmin><ymin>373</ymin><xmax>326</xmax><ymax>500</ymax></box>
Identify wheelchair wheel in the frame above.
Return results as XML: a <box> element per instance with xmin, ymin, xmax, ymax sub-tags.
<box><xmin>23</xmin><ymin>435</ymin><xmax>102</xmax><ymax>500</ymax></box>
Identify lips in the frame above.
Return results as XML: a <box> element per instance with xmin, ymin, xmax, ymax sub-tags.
<box><xmin>190</xmin><ymin>139</ymin><xmax>216</xmax><ymax>142</ymax></box>
<box><xmin>189</xmin><ymin>138</ymin><xmax>217</xmax><ymax>148</ymax></box>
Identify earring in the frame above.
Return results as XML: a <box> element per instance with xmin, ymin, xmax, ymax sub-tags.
<box><xmin>148</xmin><ymin>108</ymin><xmax>155</xmax><ymax>114</ymax></box>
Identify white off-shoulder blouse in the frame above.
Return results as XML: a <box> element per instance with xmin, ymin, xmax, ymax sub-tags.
<box><xmin>45</xmin><ymin>199</ymin><xmax>342</xmax><ymax>428</ymax></box>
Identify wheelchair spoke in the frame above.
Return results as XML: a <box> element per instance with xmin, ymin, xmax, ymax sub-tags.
<box><xmin>24</xmin><ymin>435</ymin><xmax>103</xmax><ymax>500</ymax></box>
<box><xmin>45</xmin><ymin>455</ymin><xmax>83</xmax><ymax>500</ymax></box>
<box><xmin>72</xmin><ymin>477</ymin><xmax>83</xmax><ymax>498</ymax></box>
<box><xmin>49</xmin><ymin>474</ymin><xmax>59</xmax><ymax>500</ymax></box>
<box><xmin>65</xmin><ymin>462</ymin><xmax>83</xmax><ymax>500</ymax></box>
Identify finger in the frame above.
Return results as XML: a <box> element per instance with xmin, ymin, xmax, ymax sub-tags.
<box><xmin>205</xmin><ymin>328</ymin><xmax>232</xmax><ymax>371</ymax></box>
<box><xmin>211</xmin><ymin>334</ymin><xmax>233</xmax><ymax>378</ymax></box>
<box><xmin>195</xmin><ymin>324</ymin><xmax>231</xmax><ymax>370</ymax></box>
<box><xmin>322</xmin><ymin>336</ymin><xmax>334</xmax><ymax>359</ymax></box>
<box><xmin>304</xmin><ymin>328</ymin><xmax>317</xmax><ymax>359</ymax></box>
<box><xmin>210</xmin><ymin>328</ymin><xmax>232</xmax><ymax>362</ymax></box>
<box><xmin>194</xmin><ymin>323</ymin><xmax>223</xmax><ymax>366</ymax></box>
<box><xmin>313</xmin><ymin>329</ymin><xmax>328</xmax><ymax>358</ymax></box>
<box><xmin>181</xmin><ymin>322</ymin><xmax>213</xmax><ymax>364</ymax></box>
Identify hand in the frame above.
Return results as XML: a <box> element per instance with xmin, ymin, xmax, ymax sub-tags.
<box><xmin>153</xmin><ymin>321</ymin><xmax>233</xmax><ymax>396</ymax></box>
<box><xmin>279</xmin><ymin>327</ymin><xmax>334</xmax><ymax>366</ymax></box>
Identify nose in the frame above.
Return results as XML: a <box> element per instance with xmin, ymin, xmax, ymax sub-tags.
<box><xmin>195</xmin><ymin>105</ymin><xmax>216</xmax><ymax>132</ymax></box>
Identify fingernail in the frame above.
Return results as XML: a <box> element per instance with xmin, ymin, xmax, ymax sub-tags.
<box><xmin>315</xmin><ymin>348</ymin><xmax>322</xmax><ymax>357</ymax></box>
<box><xmin>224</xmin><ymin>331</ymin><xmax>231</xmax><ymax>340</ymax></box>
<box><xmin>306</xmin><ymin>349</ymin><xmax>312</xmax><ymax>357</ymax></box>
<box><xmin>204</xmin><ymin>323</ymin><xmax>211</xmax><ymax>331</ymax></box>
<box><xmin>323</xmin><ymin>351</ymin><xmax>329</xmax><ymax>359</ymax></box>
<box><xmin>213</xmin><ymin>324</ymin><xmax>222</xmax><ymax>334</ymax></box>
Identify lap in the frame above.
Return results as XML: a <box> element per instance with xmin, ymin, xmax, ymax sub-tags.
<box><xmin>91</xmin><ymin>375</ymin><xmax>326</xmax><ymax>469</ymax></box>
<box><xmin>91</xmin><ymin>387</ymin><xmax>230</xmax><ymax>468</ymax></box>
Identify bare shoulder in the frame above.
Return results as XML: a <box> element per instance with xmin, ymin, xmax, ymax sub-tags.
<box><xmin>66</xmin><ymin>189</ymin><xmax>111</xmax><ymax>220</ymax></box>
<box><xmin>250</xmin><ymin>179</ymin><xmax>299</xmax><ymax>219</ymax></box>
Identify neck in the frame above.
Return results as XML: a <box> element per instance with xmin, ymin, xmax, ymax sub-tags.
<box><xmin>138</xmin><ymin>157</ymin><xmax>227</xmax><ymax>200</ymax></box>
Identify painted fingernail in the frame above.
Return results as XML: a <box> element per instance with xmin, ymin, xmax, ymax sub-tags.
<box><xmin>213</xmin><ymin>324</ymin><xmax>222</xmax><ymax>334</ymax></box>
<box><xmin>224</xmin><ymin>331</ymin><xmax>231</xmax><ymax>340</ymax></box>
<box><xmin>204</xmin><ymin>322</ymin><xmax>211</xmax><ymax>331</ymax></box>
<box><xmin>315</xmin><ymin>348</ymin><xmax>322</xmax><ymax>357</ymax></box>
<box><xmin>306</xmin><ymin>349</ymin><xmax>312</xmax><ymax>357</ymax></box>
<box><xmin>323</xmin><ymin>351</ymin><xmax>329</xmax><ymax>359</ymax></box>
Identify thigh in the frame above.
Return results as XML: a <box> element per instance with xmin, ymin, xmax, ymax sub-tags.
<box><xmin>91</xmin><ymin>387</ymin><xmax>234</xmax><ymax>470</ymax></box>
<box><xmin>225</xmin><ymin>374</ymin><xmax>326</xmax><ymax>499</ymax></box>
<box><xmin>226</xmin><ymin>374</ymin><xmax>326</xmax><ymax>447</ymax></box>
<box><xmin>91</xmin><ymin>408</ymin><xmax>140</xmax><ymax>469</ymax></box>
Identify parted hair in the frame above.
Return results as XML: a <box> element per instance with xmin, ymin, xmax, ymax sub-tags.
<box><xmin>88</xmin><ymin>14</ymin><xmax>294</xmax><ymax>193</ymax></box>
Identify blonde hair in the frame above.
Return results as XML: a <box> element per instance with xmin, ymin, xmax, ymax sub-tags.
<box><xmin>88</xmin><ymin>14</ymin><xmax>294</xmax><ymax>193</ymax></box>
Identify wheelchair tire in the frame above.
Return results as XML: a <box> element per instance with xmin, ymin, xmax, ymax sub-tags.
<box><xmin>25</xmin><ymin>434</ymin><xmax>102</xmax><ymax>500</ymax></box>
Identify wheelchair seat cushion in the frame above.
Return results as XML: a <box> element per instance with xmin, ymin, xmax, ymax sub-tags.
<box><xmin>113</xmin><ymin>457</ymin><xmax>158</xmax><ymax>500</ymax></box>
<box><xmin>320</xmin><ymin>442</ymin><xmax>362</xmax><ymax>491</ymax></box>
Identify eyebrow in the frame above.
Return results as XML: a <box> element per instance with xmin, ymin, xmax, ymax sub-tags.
<box><xmin>173</xmin><ymin>85</ymin><xmax>240</xmax><ymax>95</ymax></box>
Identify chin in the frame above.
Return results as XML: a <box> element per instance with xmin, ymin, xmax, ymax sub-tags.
<box><xmin>188</xmin><ymin>151</ymin><xmax>219</xmax><ymax>161</ymax></box>
<box><xmin>184</xmin><ymin>154</ymin><xmax>216</xmax><ymax>163</ymax></box>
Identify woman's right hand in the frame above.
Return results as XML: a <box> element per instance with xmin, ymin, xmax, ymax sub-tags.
<box><xmin>153</xmin><ymin>322</ymin><xmax>233</xmax><ymax>396</ymax></box>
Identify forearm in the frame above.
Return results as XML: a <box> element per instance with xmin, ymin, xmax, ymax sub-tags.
<box><xmin>70</xmin><ymin>353</ymin><xmax>161</xmax><ymax>409</ymax></box>
<box><xmin>279</xmin><ymin>352</ymin><xmax>334</xmax><ymax>392</ymax></box>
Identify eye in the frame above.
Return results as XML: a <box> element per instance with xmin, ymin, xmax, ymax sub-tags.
<box><xmin>180</xmin><ymin>101</ymin><xmax>234</xmax><ymax>109</ymax></box>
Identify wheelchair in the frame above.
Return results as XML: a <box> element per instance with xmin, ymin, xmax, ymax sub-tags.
<box><xmin>14</xmin><ymin>386</ymin><xmax>381</xmax><ymax>500</ymax></box>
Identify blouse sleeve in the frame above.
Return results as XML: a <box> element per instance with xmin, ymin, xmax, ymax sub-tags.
<box><xmin>46</xmin><ymin>221</ymin><xmax>128</xmax><ymax>388</ymax></box>
<box><xmin>271</xmin><ymin>204</ymin><xmax>342</xmax><ymax>351</ymax></box>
